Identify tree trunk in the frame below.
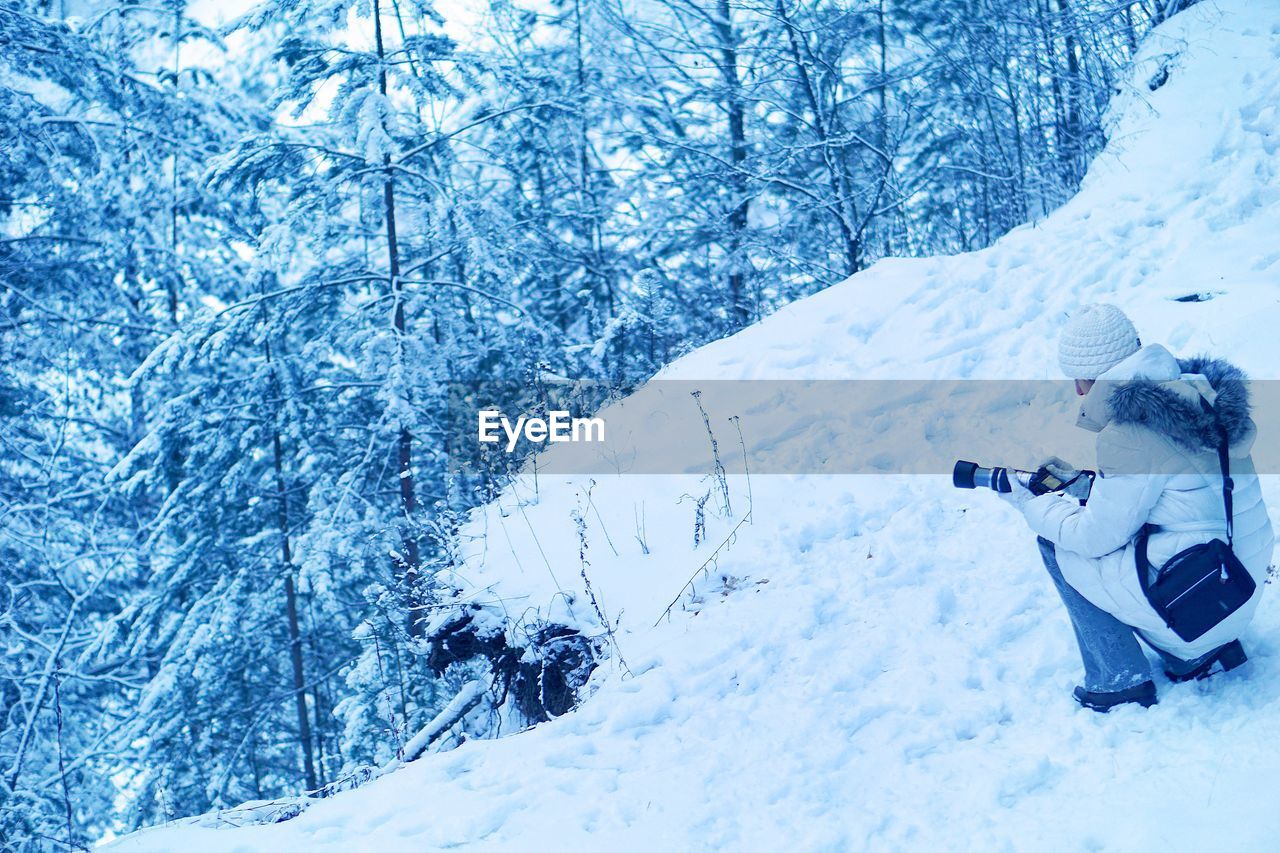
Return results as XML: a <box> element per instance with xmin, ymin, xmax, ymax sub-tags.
<box><xmin>996</xmin><ymin>21</ymin><xmax>1029</xmax><ymax>221</ymax></box>
<box><xmin>715</xmin><ymin>0</ymin><xmax>751</xmax><ymax>328</ymax></box>
<box><xmin>374</xmin><ymin>0</ymin><xmax>424</xmax><ymax>637</ymax></box>
<box><xmin>875</xmin><ymin>0</ymin><xmax>906</xmax><ymax>255</ymax></box>
<box><xmin>775</xmin><ymin>0</ymin><xmax>861</xmax><ymax>274</ymax></box>
<box><xmin>264</xmin><ymin>333</ymin><xmax>318</xmax><ymax>792</ymax></box>
<box><xmin>573</xmin><ymin>0</ymin><xmax>613</xmax><ymax>328</ymax></box>
<box><xmin>305</xmin><ymin>583</ymin><xmax>335</xmax><ymax>777</ymax></box>
<box><xmin>1035</xmin><ymin>0</ymin><xmax>1068</xmax><ymax>174</ymax></box>
<box><xmin>167</xmin><ymin>2</ymin><xmax>182</xmax><ymax>326</ymax></box>
<box><xmin>1056</xmin><ymin>0</ymin><xmax>1084</xmax><ymax>186</ymax></box>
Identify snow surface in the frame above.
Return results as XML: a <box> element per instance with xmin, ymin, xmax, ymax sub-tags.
<box><xmin>111</xmin><ymin>3</ymin><xmax>1280</xmax><ymax>850</ymax></box>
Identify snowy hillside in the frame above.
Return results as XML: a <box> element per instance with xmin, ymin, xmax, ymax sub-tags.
<box><xmin>112</xmin><ymin>3</ymin><xmax>1280</xmax><ymax>850</ymax></box>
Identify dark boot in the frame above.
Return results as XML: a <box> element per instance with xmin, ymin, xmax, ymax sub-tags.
<box><xmin>1165</xmin><ymin>640</ymin><xmax>1247</xmax><ymax>683</ymax></box>
<box><xmin>1073</xmin><ymin>680</ymin><xmax>1157</xmax><ymax>712</ymax></box>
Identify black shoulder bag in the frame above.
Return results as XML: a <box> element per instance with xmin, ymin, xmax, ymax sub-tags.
<box><xmin>1135</xmin><ymin>398</ymin><xmax>1256</xmax><ymax>643</ymax></box>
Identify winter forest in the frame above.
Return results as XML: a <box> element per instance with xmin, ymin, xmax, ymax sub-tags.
<box><xmin>2</xmin><ymin>0</ymin><xmax>1210</xmax><ymax>848</ymax></box>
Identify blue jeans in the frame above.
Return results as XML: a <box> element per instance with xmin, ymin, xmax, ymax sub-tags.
<box><xmin>1037</xmin><ymin>537</ymin><xmax>1209</xmax><ymax>690</ymax></box>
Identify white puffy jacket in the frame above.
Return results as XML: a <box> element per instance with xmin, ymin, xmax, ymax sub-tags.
<box><xmin>1019</xmin><ymin>344</ymin><xmax>1274</xmax><ymax>659</ymax></box>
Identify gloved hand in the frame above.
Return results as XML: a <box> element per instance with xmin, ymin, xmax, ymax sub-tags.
<box><xmin>1037</xmin><ymin>456</ymin><xmax>1093</xmax><ymax>502</ymax></box>
<box><xmin>997</xmin><ymin>474</ymin><xmax>1036</xmax><ymax>510</ymax></box>
<box><xmin>1038</xmin><ymin>456</ymin><xmax>1079</xmax><ymax>480</ymax></box>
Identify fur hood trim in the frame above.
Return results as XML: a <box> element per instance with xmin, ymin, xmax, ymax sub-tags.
<box><xmin>1107</xmin><ymin>355</ymin><xmax>1252</xmax><ymax>451</ymax></box>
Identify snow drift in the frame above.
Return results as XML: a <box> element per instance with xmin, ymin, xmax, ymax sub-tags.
<box><xmin>112</xmin><ymin>3</ymin><xmax>1280</xmax><ymax>850</ymax></box>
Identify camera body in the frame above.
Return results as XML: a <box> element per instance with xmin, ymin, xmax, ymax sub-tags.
<box><xmin>953</xmin><ymin>460</ymin><xmax>1094</xmax><ymax>500</ymax></box>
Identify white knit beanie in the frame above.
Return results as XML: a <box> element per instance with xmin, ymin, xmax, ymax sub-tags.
<box><xmin>1058</xmin><ymin>304</ymin><xmax>1141</xmax><ymax>380</ymax></box>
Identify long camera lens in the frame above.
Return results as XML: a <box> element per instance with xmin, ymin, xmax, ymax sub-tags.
<box><xmin>952</xmin><ymin>460</ymin><xmax>1013</xmax><ymax>493</ymax></box>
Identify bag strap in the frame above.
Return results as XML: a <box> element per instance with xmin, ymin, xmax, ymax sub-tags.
<box><xmin>1136</xmin><ymin>395</ymin><xmax>1233</xmax><ymax>597</ymax></box>
<box><xmin>1136</xmin><ymin>523</ymin><xmax>1154</xmax><ymax>596</ymax></box>
<box><xmin>1199</xmin><ymin>396</ymin><xmax>1234</xmax><ymax>547</ymax></box>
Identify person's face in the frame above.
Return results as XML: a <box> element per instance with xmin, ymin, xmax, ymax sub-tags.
<box><xmin>1075</xmin><ymin>378</ymin><xmax>1095</xmax><ymax>397</ymax></box>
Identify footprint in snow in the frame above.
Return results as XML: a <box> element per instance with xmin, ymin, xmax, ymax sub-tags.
<box><xmin>997</xmin><ymin>757</ymin><xmax>1062</xmax><ymax>808</ymax></box>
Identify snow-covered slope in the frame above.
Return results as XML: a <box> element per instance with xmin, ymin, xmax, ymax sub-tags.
<box><xmin>113</xmin><ymin>3</ymin><xmax>1280</xmax><ymax>850</ymax></box>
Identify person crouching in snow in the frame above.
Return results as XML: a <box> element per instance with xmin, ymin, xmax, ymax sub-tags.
<box><xmin>1001</xmin><ymin>304</ymin><xmax>1273</xmax><ymax>712</ymax></box>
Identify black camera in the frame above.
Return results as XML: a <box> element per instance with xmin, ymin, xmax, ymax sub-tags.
<box><xmin>953</xmin><ymin>460</ymin><xmax>1093</xmax><ymax>498</ymax></box>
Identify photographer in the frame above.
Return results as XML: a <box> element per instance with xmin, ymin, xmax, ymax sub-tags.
<box><xmin>1001</xmin><ymin>305</ymin><xmax>1273</xmax><ymax>712</ymax></box>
